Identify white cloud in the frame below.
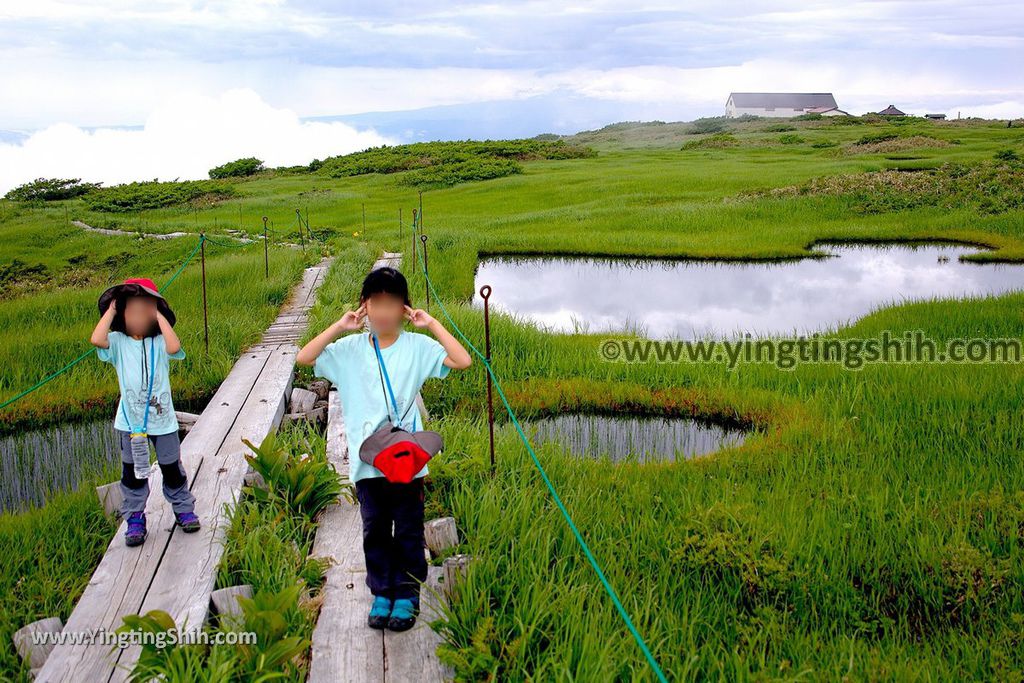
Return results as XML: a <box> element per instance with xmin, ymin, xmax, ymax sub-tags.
<box><xmin>0</xmin><ymin>88</ymin><xmax>394</xmax><ymax>194</ymax></box>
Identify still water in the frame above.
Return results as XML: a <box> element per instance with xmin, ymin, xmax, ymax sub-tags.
<box><xmin>473</xmin><ymin>243</ymin><xmax>1024</xmax><ymax>338</ymax></box>
<box><xmin>526</xmin><ymin>414</ymin><xmax>745</xmax><ymax>463</ymax></box>
<box><xmin>0</xmin><ymin>420</ymin><xmax>121</xmax><ymax>513</ymax></box>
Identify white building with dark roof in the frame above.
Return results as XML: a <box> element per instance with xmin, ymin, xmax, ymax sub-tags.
<box><xmin>725</xmin><ymin>92</ymin><xmax>847</xmax><ymax>118</ymax></box>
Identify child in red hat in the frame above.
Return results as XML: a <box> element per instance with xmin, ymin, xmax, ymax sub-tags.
<box><xmin>90</xmin><ymin>277</ymin><xmax>199</xmax><ymax>547</ymax></box>
<box><xmin>297</xmin><ymin>267</ymin><xmax>471</xmax><ymax>631</ymax></box>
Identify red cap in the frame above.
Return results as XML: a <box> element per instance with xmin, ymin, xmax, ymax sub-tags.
<box><xmin>124</xmin><ymin>277</ymin><xmax>159</xmax><ymax>293</ymax></box>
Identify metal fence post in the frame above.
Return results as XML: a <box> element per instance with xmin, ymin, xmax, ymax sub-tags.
<box><xmin>421</xmin><ymin>234</ymin><xmax>429</xmax><ymax>311</ymax></box>
<box><xmin>200</xmin><ymin>234</ymin><xmax>209</xmax><ymax>354</ymax></box>
<box><xmin>480</xmin><ymin>284</ymin><xmax>495</xmax><ymax>472</ymax></box>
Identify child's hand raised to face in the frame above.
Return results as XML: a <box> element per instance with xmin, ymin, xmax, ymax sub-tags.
<box><xmin>335</xmin><ymin>304</ymin><xmax>367</xmax><ymax>332</ymax></box>
<box><xmin>404</xmin><ymin>305</ymin><xmax>435</xmax><ymax>329</ymax></box>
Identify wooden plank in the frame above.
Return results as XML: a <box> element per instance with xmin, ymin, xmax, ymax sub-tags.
<box><xmin>309</xmin><ymin>391</ymin><xmax>385</xmax><ymax>682</ymax></box>
<box><xmin>133</xmin><ymin>347</ymin><xmax>295</xmax><ymax>629</ymax></box>
<box><xmin>309</xmin><ymin>383</ymin><xmax>451</xmax><ymax>682</ymax></box>
<box><xmin>384</xmin><ymin>566</ymin><xmax>452</xmax><ymax>683</ymax></box>
<box><xmin>308</xmin><ymin>503</ymin><xmax>384</xmax><ymax>683</ymax></box>
<box><xmin>36</xmin><ymin>349</ymin><xmax>273</xmax><ymax>683</ymax></box>
<box><xmin>308</xmin><ymin>391</ymin><xmax>383</xmax><ymax>681</ymax></box>
<box><xmin>37</xmin><ymin>258</ymin><xmax>333</xmax><ymax>683</ymax></box>
<box><xmin>108</xmin><ymin>347</ymin><xmax>297</xmax><ymax>681</ymax></box>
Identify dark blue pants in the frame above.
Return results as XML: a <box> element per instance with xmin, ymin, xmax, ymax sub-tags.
<box><xmin>355</xmin><ymin>476</ymin><xmax>427</xmax><ymax>600</ymax></box>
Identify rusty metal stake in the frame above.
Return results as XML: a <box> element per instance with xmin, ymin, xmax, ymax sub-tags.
<box><xmin>421</xmin><ymin>234</ymin><xmax>429</xmax><ymax>311</ymax></box>
<box><xmin>200</xmin><ymin>234</ymin><xmax>209</xmax><ymax>354</ymax></box>
<box><xmin>262</xmin><ymin>216</ymin><xmax>269</xmax><ymax>278</ymax></box>
<box><xmin>411</xmin><ymin>208</ymin><xmax>418</xmax><ymax>262</ymax></box>
<box><xmin>480</xmin><ymin>285</ymin><xmax>495</xmax><ymax>473</ymax></box>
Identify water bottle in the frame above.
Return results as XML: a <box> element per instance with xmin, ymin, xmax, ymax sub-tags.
<box><xmin>130</xmin><ymin>433</ymin><xmax>151</xmax><ymax>480</ymax></box>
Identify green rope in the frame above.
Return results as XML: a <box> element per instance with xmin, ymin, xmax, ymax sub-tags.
<box><xmin>0</xmin><ymin>235</ymin><xmax>204</xmax><ymax>411</ymax></box>
<box><xmin>411</xmin><ymin>248</ymin><xmax>669</xmax><ymax>683</ymax></box>
<box><xmin>0</xmin><ymin>349</ymin><xmax>95</xmax><ymax>411</ymax></box>
<box><xmin>162</xmin><ymin>236</ymin><xmax>205</xmax><ymax>290</ymax></box>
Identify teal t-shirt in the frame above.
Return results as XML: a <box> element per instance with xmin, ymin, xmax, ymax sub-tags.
<box><xmin>313</xmin><ymin>329</ymin><xmax>450</xmax><ymax>482</ymax></box>
<box><xmin>96</xmin><ymin>331</ymin><xmax>186</xmax><ymax>436</ymax></box>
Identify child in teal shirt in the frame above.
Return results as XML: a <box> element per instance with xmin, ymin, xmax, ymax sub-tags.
<box><xmin>297</xmin><ymin>266</ymin><xmax>471</xmax><ymax>631</ymax></box>
<box><xmin>91</xmin><ymin>277</ymin><xmax>199</xmax><ymax>547</ymax></box>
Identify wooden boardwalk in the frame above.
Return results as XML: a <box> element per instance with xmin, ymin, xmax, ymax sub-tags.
<box><xmin>36</xmin><ymin>258</ymin><xmax>332</xmax><ymax>683</ymax></box>
<box><xmin>308</xmin><ymin>392</ymin><xmax>450</xmax><ymax>682</ymax></box>
<box><xmin>308</xmin><ymin>251</ymin><xmax>452</xmax><ymax>682</ymax></box>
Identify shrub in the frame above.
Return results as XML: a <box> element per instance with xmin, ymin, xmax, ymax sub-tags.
<box><xmin>209</xmin><ymin>157</ymin><xmax>265</xmax><ymax>179</ymax></box>
<box><xmin>4</xmin><ymin>178</ymin><xmax>99</xmax><ymax>202</ymax></box>
<box><xmin>847</xmin><ymin>134</ymin><xmax>951</xmax><ymax>155</ymax></box>
<box><xmin>778</xmin><ymin>133</ymin><xmax>805</xmax><ymax>145</ymax></box>
<box><xmin>398</xmin><ymin>158</ymin><xmax>522</xmax><ymax>188</ymax></box>
<box><xmin>995</xmin><ymin>148</ymin><xmax>1020</xmax><ymax>162</ymax></box>
<box><xmin>83</xmin><ymin>180</ymin><xmax>237</xmax><ymax>212</ymax></box>
<box><xmin>316</xmin><ymin>139</ymin><xmax>594</xmax><ymax>180</ymax></box>
<box><xmin>688</xmin><ymin>117</ymin><xmax>728</xmax><ymax>134</ymax></box>
<box><xmin>827</xmin><ymin>115</ymin><xmax>865</xmax><ymax>126</ymax></box>
<box><xmin>0</xmin><ymin>260</ymin><xmax>48</xmax><ymax>299</ymax></box>
<box><xmin>681</xmin><ymin>132</ymin><xmax>738</xmax><ymax>150</ymax></box>
<box><xmin>764</xmin><ymin>123</ymin><xmax>796</xmax><ymax>132</ymax></box>
<box><xmin>855</xmin><ymin>131</ymin><xmax>900</xmax><ymax>145</ymax></box>
<box><xmin>759</xmin><ymin>160</ymin><xmax>1024</xmax><ymax>214</ymax></box>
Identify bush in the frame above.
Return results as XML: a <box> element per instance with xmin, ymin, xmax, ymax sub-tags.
<box><xmin>761</xmin><ymin>160</ymin><xmax>1024</xmax><ymax>214</ymax></box>
<box><xmin>995</xmin><ymin>148</ymin><xmax>1020</xmax><ymax>162</ymax></box>
<box><xmin>681</xmin><ymin>133</ymin><xmax>738</xmax><ymax>150</ymax></box>
<box><xmin>316</xmin><ymin>139</ymin><xmax>594</xmax><ymax>180</ymax></box>
<box><xmin>4</xmin><ymin>178</ymin><xmax>99</xmax><ymax>202</ymax></box>
<box><xmin>83</xmin><ymin>180</ymin><xmax>237</xmax><ymax>212</ymax></box>
<box><xmin>209</xmin><ymin>157</ymin><xmax>265</xmax><ymax>179</ymax></box>
<box><xmin>688</xmin><ymin>117</ymin><xmax>729</xmax><ymax>134</ymax></box>
<box><xmin>398</xmin><ymin>158</ymin><xmax>522</xmax><ymax>188</ymax></box>
<box><xmin>778</xmin><ymin>133</ymin><xmax>805</xmax><ymax>145</ymax></box>
<box><xmin>855</xmin><ymin>131</ymin><xmax>900</xmax><ymax>145</ymax></box>
<box><xmin>764</xmin><ymin>123</ymin><xmax>796</xmax><ymax>132</ymax></box>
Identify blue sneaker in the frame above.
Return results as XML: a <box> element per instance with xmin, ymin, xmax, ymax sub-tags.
<box><xmin>125</xmin><ymin>512</ymin><xmax>147</xmax><ymax>547</ymax></box>
<box><xmin>387</xmin><ymin>597</ymin><xmax>419</xmax><ymax>632</ymax></box>
<box><xmin>367</xmin><ymin>595</ymin><xmax>392</xmax><ymax>630</ymax></box>
<box><xmin>175</xmin><ymin>511</ymin><xmax>201</xmax><ymax>533</ymax></box>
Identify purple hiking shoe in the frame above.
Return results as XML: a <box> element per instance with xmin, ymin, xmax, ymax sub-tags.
<box><xmin>176</xmin><ymin>511</ymin><xmax>201</xmax><ymax>533</ymax></box>
<box><xmin>125</xmin><ymin>512</ymin><xmax>147</xmax><ymax>547</ymax></box>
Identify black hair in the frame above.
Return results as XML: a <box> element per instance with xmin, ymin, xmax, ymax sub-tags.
<box><xmin>359</xmin><ymin>267</ymin><xmax>411</xmax><ymax>306</ymax></box>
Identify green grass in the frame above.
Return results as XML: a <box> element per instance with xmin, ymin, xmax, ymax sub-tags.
<box><xmin>2</xmin><ymin>116</ymin><xmax>1024</xmax><ymax>680</ymax></box>
<box><xmin>0</xmin><ymin>486</ymin><xmax>117</xmax><ymax>679</ymax></box>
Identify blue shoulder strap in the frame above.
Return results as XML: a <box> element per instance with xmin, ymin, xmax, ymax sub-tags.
<box><xmin>120</xmin><ymin>336</ymin><xmax>156</xmax><ymax>433</ymax></box>
<box><xmin>372</xmin><ymin>333</ymin><xmax>419</xmax><ymax>430</ymax></box>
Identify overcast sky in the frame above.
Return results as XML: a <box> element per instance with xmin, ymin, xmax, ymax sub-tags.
<box><xmin>1</xmin><ymin>0</ymin><xmax>1022</xmax><ymax>192</ymax></box>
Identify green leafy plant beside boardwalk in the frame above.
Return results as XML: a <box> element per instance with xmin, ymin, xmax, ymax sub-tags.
<box><xmin>116</xmin><ymin>424</ymin><xmax>342</xmax><ymax>682</ymax></box>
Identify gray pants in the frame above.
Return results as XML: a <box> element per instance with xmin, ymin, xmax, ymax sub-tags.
<box><xmin>118</xmin><ymin>429</ymin><xmax>196</xmax><ymax>516</ymax></box>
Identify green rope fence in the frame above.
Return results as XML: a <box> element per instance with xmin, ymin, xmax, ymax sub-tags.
<box><xmin>411</xmin><ymin>247</ymin><xmax>669</xmax><ymax>683</ymax></box>
<box><xmin>0</xmin><ymin>235</ymin><xmax>206</xmax><ymax>411</ymax></box>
